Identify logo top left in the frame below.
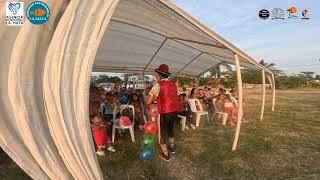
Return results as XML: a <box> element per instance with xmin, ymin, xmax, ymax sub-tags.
<box><xmin>6</xmin><ymin>1</ymin><xmax>24</xmax><ymax>26</ymax></box>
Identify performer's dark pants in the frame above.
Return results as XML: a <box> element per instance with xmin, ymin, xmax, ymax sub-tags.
<box><xmin>160</xmin><ymin>112</ymin><xmax>177</xmax><ymax>145</ymax></box>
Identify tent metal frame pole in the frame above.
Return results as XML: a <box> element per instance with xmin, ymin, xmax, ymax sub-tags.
<box><xmin>232</xmin><ymin>53</ymin><xmax>243</xmax><ymax>151</ymax></box>
<box><xmin>266</xmin><ymin>74</ymin><xmax>275</xmax><ymax>111</ymax></box>
<box><xmin>174</xmin><ymin>39</ymin><xmax>233</xmax><ymax>60</ymax></box>
<box><xmin>170</xmin><ymin>37</ymin><xmax>227</xmax><ymax>49</ymax></box>
<box><xmin>143</xmin><ymin>37</ymin><xmax>168</xmax><ymax>73</ymax></box>
<box><xmin>143</xmin><ymin>37</ymin><xmax>168</xmax><ymax>74</ymax></box>
<box><xmin>175</xmin><ymin>39</ymin><xmax>268</xmax><ymax>72</ymax></box>
<box><xmin>110</xmin><ymin>19</ymin><xmax>273</xmax><ymax>75</ymax></box>
<box><xmin>260</xmin><ymin>70</ymin><xmax>266</xmax><ymax>121</ymax></box>
<box><xmin>271</xmin><ymin>73</ymin><xmax>276</xmax><ymax>111</ymax></box>
<box><xmin>195</xmin><ymin>77</ymin><xmax>199</xmax><ymax>88</ymax></box>
<box><xmin>156</xmin><ymin>0</ymin><xmax>274</xmax><ymax>75</ymax></box>
<box><xmin>197</xmin><ymin>62</ymin><xmax>223</xmax><ymax>77</ymax></box>
<box><xmin>111</xmin><ymin>20</ymin><xmax>237</xmax><ymax>61</ymax></box>
<box><xmin>267</xmin><ymin>75</ymin><xmax>273</xmax><ymax>89</ymax></box>
<box><xmin>176</xmin><ymin>52</ymin><xmax>203</xmax><ymax>75</ymax></box>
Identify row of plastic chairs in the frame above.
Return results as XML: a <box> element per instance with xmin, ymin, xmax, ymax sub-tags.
<box><xmin>111</xmin><ymin>96</ymin><xmax>236</xmax><ymax>142</ymax></box>
<box><xmin>180</xmin><ymin>97</ymin><xmax>238</xmax><ymax>129</ymax></box>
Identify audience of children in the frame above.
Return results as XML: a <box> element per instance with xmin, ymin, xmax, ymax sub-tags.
<box><xmin>212</xmin><ymin>88</ymin><xmax>239</xmax><ymax>125</ymax></box>
<box><xmin>88</xmin><ymin>84</ymin><xmax>239</xmax><ymax>158</ymax></box>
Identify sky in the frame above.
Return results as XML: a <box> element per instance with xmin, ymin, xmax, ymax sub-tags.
<box><xmin>173</xmin><ymin>0</ymin><xmax>320</xmax><ymax>75</ymax></box>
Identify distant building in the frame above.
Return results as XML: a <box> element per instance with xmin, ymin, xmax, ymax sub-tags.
<box><xmin>128</xmin><ymin>75</ymin><xmax>146</xmax><ymax>90</ymax></box>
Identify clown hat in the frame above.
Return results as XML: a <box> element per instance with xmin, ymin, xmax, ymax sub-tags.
<box><xmin>155</xmin><ymin>64</ymin><xmax>171</xmax><ymax>76</ymax></box>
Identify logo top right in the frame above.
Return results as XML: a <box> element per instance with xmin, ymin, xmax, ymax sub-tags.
<box><xmin>301</xmin><ymin>9</ymin><xmax>310</xmax><ymax>20</ymax></box>
<box><xmin>287</xmin><ymin>7</ymin><xmax>299</xmax><ymax>19</ymax></box>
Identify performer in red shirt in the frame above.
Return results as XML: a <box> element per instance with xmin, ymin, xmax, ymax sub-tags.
<box><xmin>145</xmin><ymin>64</ymin><xmax>179</xmax><ymax>161</ymax></box>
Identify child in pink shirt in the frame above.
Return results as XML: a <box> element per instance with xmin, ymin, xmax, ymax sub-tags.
<box><xmin>223</xmin><ymin>95</ymin><xmax>238</xmax><ymax>125</ymax></box>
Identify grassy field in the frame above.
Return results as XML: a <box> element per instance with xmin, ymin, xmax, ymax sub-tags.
<box><xmin>1</xmin><ymin>88</ymin><xmax>320</xmax><ymax>179</ymax></box>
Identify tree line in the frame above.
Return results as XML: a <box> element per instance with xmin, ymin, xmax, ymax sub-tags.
<box><xmin>91</xmin><ymin>60</ymin><xmax>320</xmax><ymax>89</ymax></box>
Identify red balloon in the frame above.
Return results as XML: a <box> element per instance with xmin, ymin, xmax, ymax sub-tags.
<box><xmin>148</xmin><ymin>104</ymin><xmax>158</xmax><ymax>117</ymax></box>
<box><xmin>144</xmin><ymin>121</ymin><xmax>158</xmax><ymax>135</ymax></box>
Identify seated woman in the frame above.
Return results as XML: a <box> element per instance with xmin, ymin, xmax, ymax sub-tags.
<box><xmin>190</xmin><ymin>88</ymin><xmax>198</xmax><ymax>99</ymax></box>
<box><xmin>90</xmin><ymin>114</ymin><xmax>116</xmax><ymax>157</ymax></box>
<box><xmin>198</xmin><ymin>88</ymin><xmax>209</xmax><ymax>111</ymax></box>
<box><xmin>223</xmin><ymin>95</ymin><xmax>238</xmax><ymax>125</ymax></box>
<box><xmin>177</xmin><ymin>94</ymin><xmax>195</xmax><ymax>130</ymax></box>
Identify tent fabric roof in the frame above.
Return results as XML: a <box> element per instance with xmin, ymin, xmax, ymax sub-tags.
<box><xmin>93</xmin><ymin>0</ymin><xmax>270</xmax><ymax>77</ymax></box>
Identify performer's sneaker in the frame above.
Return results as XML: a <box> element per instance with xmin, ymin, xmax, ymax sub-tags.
<box><xmin>159</xmin><ymin>153</ymin><xmax>171</xmax><ymax>161</ymax></box>
<box><xmin>169</xmin><ymin>147</ymin><xmax>176</xmax><ymax>154</ymax></box>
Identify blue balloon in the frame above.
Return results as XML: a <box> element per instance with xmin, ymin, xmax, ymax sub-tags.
<box><xmin>123</xmin><ymin>91</ymin><xmax>129</xmax><ymax>97</ymax></box>
<box><xmin>139</xmin><ymin>148</ymin><xmax>153</xmax><ymax>160</ymax></box>
<box><xmin>119</xmin><ymin>96</ymin><xmax>128</xmax><ymax>104</ymax></box>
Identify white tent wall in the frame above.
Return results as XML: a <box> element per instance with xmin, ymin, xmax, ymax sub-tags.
<box><xmin>0</xmin><ymin>0</ymin><xmax>120</xmax><ymax>179</ymax></box>
<box><xmin>0</xmin><ymin>0</ymin><xmax>72</xmax><ymax>179</ymax></box>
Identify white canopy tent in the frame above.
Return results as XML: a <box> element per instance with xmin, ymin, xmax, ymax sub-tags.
<box><xmin>0</xmin><ymin>0</ymin><xmax>275</xmax><ymax>179</ymax></box>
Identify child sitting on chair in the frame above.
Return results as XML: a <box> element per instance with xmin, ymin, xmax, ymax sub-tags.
<box><xmin>223</xmin><ymin>95</ymin><xmax>238</xmax><ymax>125</ymax></box>
<box><xmin>90</xmin><ymin>114</ymin><xmax>116</xmax><ymax>156</ymax></box>
<box><xmin>177</xmin><ymin>94</ymin><xmax>195</xmax><ymax>129</ymax></box>
<box><xmin>129</xmin><ymin>93</ymin><xmax>145</xmax><ymax>130</ymax></box>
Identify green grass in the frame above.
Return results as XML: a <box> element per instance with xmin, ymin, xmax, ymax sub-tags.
<box><xmin>1</xmin><ymin>89</ymin><xmax>320</xmax><ymax>179</ymax></box>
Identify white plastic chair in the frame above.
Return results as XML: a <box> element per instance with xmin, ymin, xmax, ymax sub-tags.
<box><xmin>112</xmin><ymin>105</ymin><xmax>135</xmax><ymax>142</ymax></box>
<box><xmin>212</xmin><ymin>98</ymin><xmax>228</xmax><ymax>126</ymax></box>
<box><xmin>188</xmin><ymin>99</ymin><xmax>209</xmax><ymax>127</ymax></box>
<box><xmin>178</xmin><ymin>114</ymin><xmax>187</xmax><ymax>131</ymax></box>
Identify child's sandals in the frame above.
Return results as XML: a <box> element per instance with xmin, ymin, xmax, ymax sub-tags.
<box><xmin>107</xmin><ymin>146</ymin><xmax>116</xmax><ymax>152</ymax></box>
<box><xmin>96</xmin><ymin>151</ymin><xmax>105</xmax><ymax>156</ymax></box>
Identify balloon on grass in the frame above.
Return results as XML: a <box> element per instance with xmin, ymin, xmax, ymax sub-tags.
<box><xmin>142</xmin><ymin>135</ymin><xmax>155</xmax><ymax>148</ymax></box>
<box><xmin>143</xmin><ymin>121</ymin><xmax>158</xmax><ymax>135</ymax></box>
<box><xmin>139</xmin><ymin>148</ymin><xmax>153</xmax><ymax>160</ymax></box>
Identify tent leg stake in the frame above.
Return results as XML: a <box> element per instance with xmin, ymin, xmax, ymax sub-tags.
<box><xmin>232</xmin><ymin>53</ymin><xmax>243</xmax><ymax>151</ymax></box>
